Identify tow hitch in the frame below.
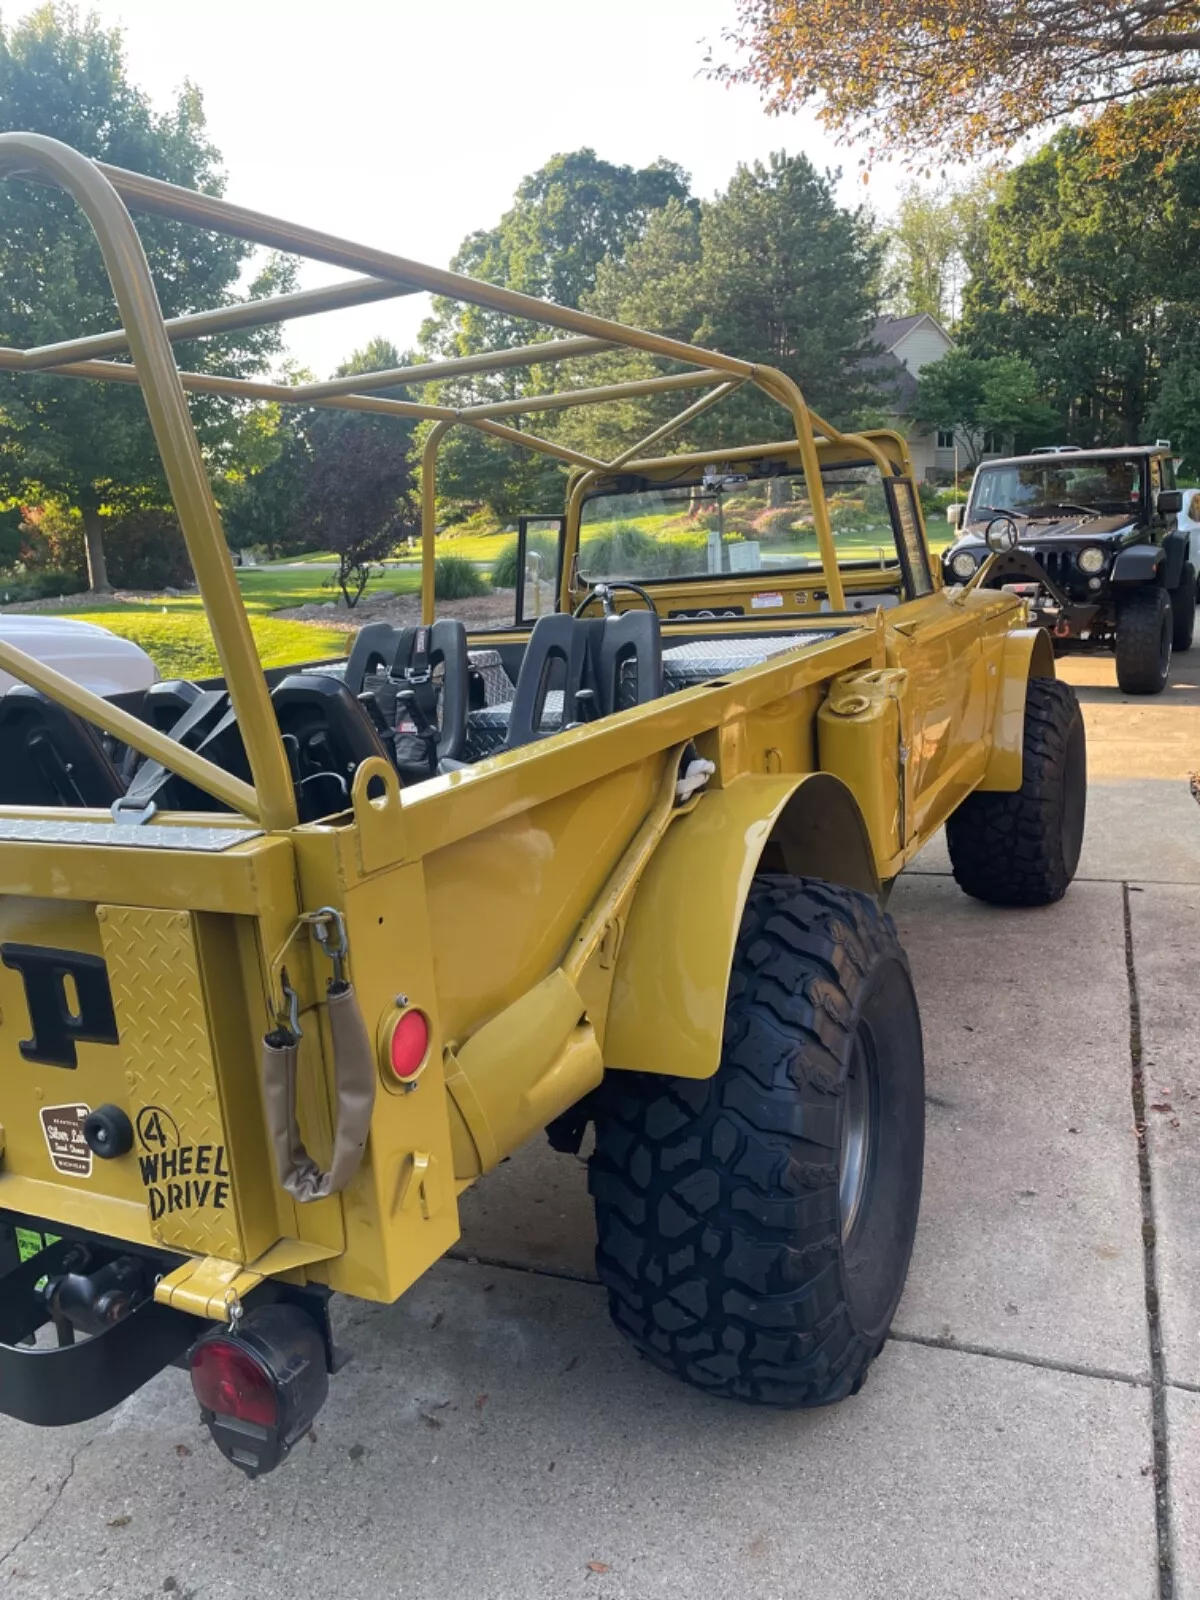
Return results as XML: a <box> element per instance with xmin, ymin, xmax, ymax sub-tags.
<box><xmin>0</xmin><ymin>1234</ymin><xmax>195</xmax><ymax>1426</ymax></box>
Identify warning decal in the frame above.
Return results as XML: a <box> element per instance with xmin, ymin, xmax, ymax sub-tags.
<box><xmin>40</xmin><ymin>1102</ymin><xmax>92</xmax><ymax>1178</ymax></box>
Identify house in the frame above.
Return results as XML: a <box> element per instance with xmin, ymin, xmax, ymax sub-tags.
<box><xmin>868</xmin><ymin>313</ymin><xmax>1006</xmax><ymax>484</ymax></box>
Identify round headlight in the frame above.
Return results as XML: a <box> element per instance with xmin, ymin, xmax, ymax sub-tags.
<box><xmin>1077</xmin><ymin>545</ymin><xmax>1107</xmax><ymax>575</ymax></box>
<box><xmin>950</xmin><ymin>549</ymin><xmax>979</xmax><ymax>581</ymax></box>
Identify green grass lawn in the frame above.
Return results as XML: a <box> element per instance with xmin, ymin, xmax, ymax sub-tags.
<box><xmin>53</xmin><ymin>565</ymin><xmax>421</xmax><ymax>678</ymax></box>
<box><xmin>42</xmin><ymin>512</ymin><xmax>954</xmax><ymax>681</ymax></box>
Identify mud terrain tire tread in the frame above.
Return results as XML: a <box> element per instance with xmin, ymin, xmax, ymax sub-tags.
<box><xmin>944</xmin><ymin>677</ymin><xmax>1085</xmax><ymax>907</ymax></box>
<box><xmin>589</xmin><ymin>874</ymin><xmax>924</xmax><ymax>1410</ymax></box>
<box><xmin>1115</xmin><ymin>585</ymin><xmax>1172</xmax><ymax>694</ymax></box>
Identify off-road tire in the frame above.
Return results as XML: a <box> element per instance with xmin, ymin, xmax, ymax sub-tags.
<box><xmin>1171</xmin><ymin>563</ymin><xmax>1196</xmax><ymax>652</ymax></box>
<box><xmin>589</xmin><ymin>875</ymin><xmax>925</xmax><ymax>1409</ymax></box>
<box><xmin>945</xmin><ymin>677</ymin><xmax>1085</xmax><ymax>907</ymax></box>
<box><xmin>1115</xmin><ymin>586</ymin><xmax>1172</xmax><ymax>694</ymax></box>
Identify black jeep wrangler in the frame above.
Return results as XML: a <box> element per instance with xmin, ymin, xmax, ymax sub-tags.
<box><xmin>942</xmin><ymin>444</ymin><xmax>1194</xmax><ymax>694</ymax></box>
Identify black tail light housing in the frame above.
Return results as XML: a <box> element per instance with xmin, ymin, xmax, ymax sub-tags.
<box><xmin>190</xmin><ymin>1303</ymin><xmax>329</xmax><ymax>1477</ymax></box>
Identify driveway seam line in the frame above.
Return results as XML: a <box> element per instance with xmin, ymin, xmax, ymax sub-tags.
<box><xmin>887</xmin><ymin>1328</ymin><xmax>1148</xmax><ymax>1387</ymax></box>
<box><xmin>445</xmin><ymin>1251</ymin><xmax>1154</xmax><ymax>1390</ymax></box>
<box><xmin>905</xmin><ymin>871</ymin><xmax>1200</xmax><ymax>887</ymax></box>
<box><xmin>1124</xmin><ymin>879</ymin><xmax>1175</xmax><ymax>1597</ymax></box>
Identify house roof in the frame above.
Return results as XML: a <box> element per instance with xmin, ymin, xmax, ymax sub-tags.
<box><xmin>872</xmin><ymin>312</ymin><xmax>952</xmax><ymax>352</ymax></box>
<box><xmin>866</xmin><ymin>312</ymin><xmax>954</xmax><ymax>417</ymax></box>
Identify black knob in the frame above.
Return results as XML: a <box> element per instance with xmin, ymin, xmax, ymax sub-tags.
<box><xmin>83</xmin><ymin>1104</ymin><xmax>134</xmax><ymax>1160</ymax></box>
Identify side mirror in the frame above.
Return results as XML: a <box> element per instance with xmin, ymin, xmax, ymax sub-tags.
<box><xmin>946</xmin><ymin>503</ymin><xmax>965</xmax><ymax>529</ymax></box>
<box><xmin>985</xmin><ymin>514</ymin><xmax>1020</xmax><ymax>553</ymax></box>
<box><xmin>1158</xmin><ymin>489</ymin><xmax>1183</xmax><ymax>516</ymax></box>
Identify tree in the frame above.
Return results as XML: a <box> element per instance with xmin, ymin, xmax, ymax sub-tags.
<box><xmin>422</xmin><ymin>150</ymin><xmax>692</xmax><ymax>361</ymax></box>
<box><xmin>1150</xmin><ymin>354</ymin><xmax>1200</xmax><ymax>475</ymax></box>
<box><xmin>231</xmin><ymin>340</ymin><xmax>419</xmax><ymax>606</ymax></box>
<box><xmin>564</xmin><ymin>152</ymin><xmax>884</xmax><ymax>458</ymax></box>
<box><xmin>915</xmin><ymin>351</ymin><xmax>1056</xmax><ymax>466</ymax></box>
<box><xmin>420</xmin><ymin>150</ymin><xmax>692</xmax><ymax>516</ymax></box>
<box><xmin>885</xmin><ymin>171</ymin><xmax>1002</xmax><ymax>325</ymax></box>
<box><xmin>712</xmin><ymin>1</ymin><xmax>1200</xmax><ymax>160</ymax></box>
<box><xmin>960</xmin><ymin>111</ymin><xmax>1200</xmax><ymax>443</ymax></box>
<box><xmin>0</xmin><ymin>6</ymin><xmax>294</xmax><ymax>591</ymax></box>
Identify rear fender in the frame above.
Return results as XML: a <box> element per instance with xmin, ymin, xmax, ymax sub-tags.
<box><xmin>977</xmin><ymin>627</ymin><xmax>1056</xmax><ymax>792</ymax></box>
<box><xmin>603</xmin><ymin>772</ymin><xmax>877</xmax><ymax>1081</ymax></box>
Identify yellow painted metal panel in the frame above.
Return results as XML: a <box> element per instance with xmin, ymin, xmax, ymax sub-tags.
<box><xmin>98</xmin><ymin>905</ymin><xmax>244</xmax><ymax>1261</ymax></box>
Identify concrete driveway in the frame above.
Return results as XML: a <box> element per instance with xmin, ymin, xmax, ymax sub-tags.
<box><xmin>3</xmin><ymin>646</ymin><xmax>1199</xmax><ymax>1599</ymax></box>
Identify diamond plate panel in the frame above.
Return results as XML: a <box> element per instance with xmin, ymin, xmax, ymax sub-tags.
<box><xmin>98</xmin><ymin>905</ymin><xmax>243</xmax><ymax>1261</ymax></box>
<box><xmin>0</xmin><ymin>820</ymin><xmax>261</xmax><ymax>851</ymax></box>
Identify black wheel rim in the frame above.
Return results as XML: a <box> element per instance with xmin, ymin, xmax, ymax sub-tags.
<box><xmin>839</xmin><ymin>1022</ymin><xmax>879</xmax><ymax>1248</ymax></box>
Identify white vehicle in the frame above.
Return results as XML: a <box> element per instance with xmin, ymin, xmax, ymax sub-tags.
<box><xmin>0</xmin><ymin>615</ymin><xmax>157</xmax><ymax>697</ymax></box>
<box><xmin>1177</xmin><ymin>486</ymin><xmax>1200</xmax><ymax>571</ymax></box>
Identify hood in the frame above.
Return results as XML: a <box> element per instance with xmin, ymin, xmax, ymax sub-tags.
<box><xmin>0</xmin><ymin>613</ymin><xmax>157</xmax><ymax>697</ymax></box>
<box><xmin>961</xmin><ymin>510</ymin><xmax>1134</xmax><ymax>544</ymax></box>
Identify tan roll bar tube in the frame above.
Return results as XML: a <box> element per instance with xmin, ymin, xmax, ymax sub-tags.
<box><xmin>0</xmin><ymin>131</ymin><xmax>921</xmax><ymax>821</ymax></box>
<box><xmin>0</xmin><ymin>131</ymin><xmax>297</xmax><ymax>828</ymax></box>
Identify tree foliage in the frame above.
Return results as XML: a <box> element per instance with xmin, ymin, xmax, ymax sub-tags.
<box><xmin>960</xmin><ymin>108</ymin><xmax>1200</xmax><ymax>444</ymax></box>
<box><xmin>564</xmin><ymin>152</ymin><xmax>884</xmax><ymax>458</ymax></box>
<box><xmin>230</xmin><ymin>340</ymin><xmax>418</xmax><ymax>606</ymax></box>
<box><xmin>885</xmin><ymin>172</ymin><xmax>1001</xmax><ymax>325</ymax></box>
<box><xmin>422</xmin><ymin>150</ymin><xmax>691</xmax><ymax>355</ymax></box>
<box><xmin>915</xmin><ymin>350</ymin><xmax>1056</xmax><ymax>465</ymax></box>
<box><xmin>713</xmin><ymin>1</ymin><xmax>1200</xmax><ymax>160</ymax></box>
<box><xmin>420</xmin><ymin>150</ymin><xmax>691</xmax><ymax>515</ymax></box>
<box><xmin>0</xmin><ymin>5</ymin><xmax>295</xmax><ymax>590</ymax></box>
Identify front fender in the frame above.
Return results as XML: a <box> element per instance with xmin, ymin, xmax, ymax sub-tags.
<box><xmin>1112</xmin><ymin>544</ymin><xmax>1165</xmax><ymax>584</ymax></box>
<box><xmin>977</xmin><ymin>627</ymin><xmax>1055</xmax><ymax>792</ymax></box>
<box><xmin>603</xmin><ymin>771</ymin><xmax>877</xmax><ymax>1081</ymax></box>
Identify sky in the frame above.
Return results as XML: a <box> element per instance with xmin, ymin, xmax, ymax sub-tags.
<box><xmin>11</xmin><ymin>0</ymin><xmax>909</xmax><ymax>377</ymax></box>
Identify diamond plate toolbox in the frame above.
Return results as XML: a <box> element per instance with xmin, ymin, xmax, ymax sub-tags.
<box><xmin>98</xmin><ymin>905</ymin><xmax>245</xmax><ymax>1261</ymax></box>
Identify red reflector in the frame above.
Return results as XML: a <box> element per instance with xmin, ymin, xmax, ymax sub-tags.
<box><xmin>191</xmin><ymin>1339</ymin><xmax>278</xmax><ymax>1428</ymax></box>
<box><xmin>389</xmin><ymin>1008</ymin><xmax>430</xmax><ymax>1079</ymax></box>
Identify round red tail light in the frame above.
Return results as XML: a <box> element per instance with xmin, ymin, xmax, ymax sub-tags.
<box><xmin>389</xmin><ymin>1008</ymin><xmax>430</xmax><ymax>1080</ymax></box>
<box><xmin>190</xmin><ymin>1338</ymin><xmax>277</xmax><ymax>1428</ymax></box>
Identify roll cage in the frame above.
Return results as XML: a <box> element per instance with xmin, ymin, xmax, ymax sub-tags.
<box><xmin>0</xmin><ymin>131</ymin><xmax>923</xmax><ymax>834</ymax></box>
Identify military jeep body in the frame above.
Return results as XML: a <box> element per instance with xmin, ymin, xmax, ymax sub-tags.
<box><xmin>942</xmin><ymin>443</ymin><xmax>1194</xmax><ymax>693</ymax></box>
<box><xmin>0</xmin><ymin>134</ymin><xmax>1087</xmax><ymax>1475</ymax></box>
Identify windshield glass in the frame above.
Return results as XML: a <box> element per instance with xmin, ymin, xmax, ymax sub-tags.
<box><xmin>578</xmin><ymin>464</ymin><xmax>898</xmax><ymax>583</ymax></box>
<box><xmin>970</xmin><ymin>458</ymin><xmax>1144</xmax><ymax>521</ymax></box>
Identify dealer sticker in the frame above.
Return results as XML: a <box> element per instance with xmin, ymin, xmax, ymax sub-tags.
<box><xmin>40</xmin><ymin>1102</ymin><xmax>92</xmax><ymax>1178</ymax></box>
<box><xmin>750</xmin><ymin>591</ymin><xmax>784</xmax><ymax>610</ymax></box>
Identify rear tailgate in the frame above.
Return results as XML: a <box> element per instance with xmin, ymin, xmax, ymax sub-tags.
<box><xmin>0</xmin><ymin>823</ymin><xmax>297</xmax><ymax>1266</ymax></box>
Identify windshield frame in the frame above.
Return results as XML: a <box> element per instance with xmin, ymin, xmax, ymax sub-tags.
<box><xmin>968</xmin><ymin>455</ymin><xmax>1149</xmax><ymax>524</ymax></box>
<box><xmin>576</xmin><ymin>458</ymin><xmax>916</xmax><ymax>595</ymax></box>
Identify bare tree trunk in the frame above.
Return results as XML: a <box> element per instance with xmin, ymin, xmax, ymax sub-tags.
<box><xmin>768</xmin><ymin>476</ymin><xmax>788</xmax><ymax>508</ymax></box>
<box><xmin>80</xmin><ymin>501</ymin><xmax>111</xmax><ymax>593</ymax></box>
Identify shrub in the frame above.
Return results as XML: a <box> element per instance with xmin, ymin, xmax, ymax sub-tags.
<box><xmin>489</xmin><ymin>532</ymin><xmax>557</xmax><ymax>589</ymax></box>
<box><xmin>106</xmin><ymin>509</ymin><xmax>193</xmax><ymax>590</ymax></box>
<box><xmin>753</xmin><ymin>505</ymin><xmax>802</xmax><ymax>540</ymax></box>
<box><xmin>0</xmin><ymin>567</ymin><xmax>88</xmax><ymax>604</ymax></box>
<box><xmin>578</xmin><ymin>522</ymin><xmax>656</xmax><ymax>575</ymax></box>
<box><xmin>440</xmin><ymin>505</ymin><xmax>503</xmax><ymax>540</ymax></box>
<box><xmin>434</xmin><ymin>554</ymin><xmax>490</xmax><ymax>601</ymax></box>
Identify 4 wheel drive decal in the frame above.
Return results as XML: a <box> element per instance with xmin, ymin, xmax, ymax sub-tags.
<box><xmin>135</xmin><ymin>1103</ymin><xmax>230</xmax><ymax>1220</ymax></box>
<box><xmin>0</xmin><ymin>944</ymin><xmax>120</xmax><ymax>1068</ymax></box>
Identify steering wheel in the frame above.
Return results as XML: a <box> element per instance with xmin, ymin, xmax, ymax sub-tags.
<box><xmin>573</xmin><ymin>579</ymin><xmax>658</xmax><ymax>618</ymax></box>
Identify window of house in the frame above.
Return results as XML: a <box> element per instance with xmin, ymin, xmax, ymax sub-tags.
<box><xmin>936</xmin><ymin>429</ymin><xmax>955</xmax><ymax>450</ymax></box>
<box><xmin>982</xmin><ymin>430</ymin><xmax>1002</xmax><ymax>453</ymax></box>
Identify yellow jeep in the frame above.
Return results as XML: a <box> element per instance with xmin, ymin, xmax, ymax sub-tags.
<box><xmin>0</xmin><ymin>133</ymin><xmax>1086</xmax><ymax>1474</ymax></box>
